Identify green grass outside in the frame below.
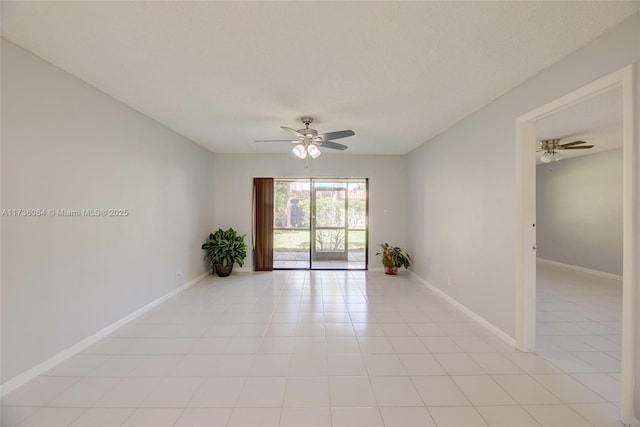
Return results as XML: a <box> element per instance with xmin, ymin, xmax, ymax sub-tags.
<box><xmin>274</xmin><ymin>229</ymin><xmax>366</xmax><ymax>252</ymax></box>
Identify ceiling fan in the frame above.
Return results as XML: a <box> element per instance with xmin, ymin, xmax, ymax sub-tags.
<box><xmin>537</xmin><ymin>138</ymin><xmax>594</xmax><ymax>163</ymax></box>
<box><xmin>255</xmin><ymin>117</ymin><xmax>355</xmax><ymax>162</ymax></box>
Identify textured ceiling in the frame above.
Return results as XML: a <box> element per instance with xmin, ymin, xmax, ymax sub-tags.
<box><xmin>2</xmin><ymin>1</ymin><xmax>638</xmax><ymax>155</ymax></box>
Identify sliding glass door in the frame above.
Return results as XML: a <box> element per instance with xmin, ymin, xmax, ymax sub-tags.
<box><xmin>273</xmin><ymin>178</ymin><xmax>367</xmax><ymax>270</ymax></box>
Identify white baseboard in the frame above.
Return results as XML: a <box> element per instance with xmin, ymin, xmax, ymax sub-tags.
<box><xmin>631</xmin><ymin>416</ymin><xmax>640</xmax><ymax>427</ymax></box>
<box><xmin>0</xmin><ymin>271</ymin><xmax>208</xmax><ymax>397</ymax></box>
<box><xmin>536</xmin><ymin>258</ymin><xmax>622</xmax><ymax>281</ymax></box>
<box><xmin>409</xmin><ymin>271</ymin><xmax>516</xmax><ymax>348</ymax></box>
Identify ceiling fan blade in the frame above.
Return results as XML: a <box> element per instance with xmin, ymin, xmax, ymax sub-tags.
<box><xmin>254</xmin><ymin>139</ymin><xmax>294</xmax><ymax>143</ymax></box>
<box><xmin>320</xmin><ymin>140</ymin><xmax>348</xmax><ymax>151</ymax></box>
<box><xmin>281</xmin><ymin>126</ymin><xmax>304</xmax><ymax>137</ymax></box>
<box><xmin>319</xmin><ymin>130</ymin><xmax>355</xmax><ymax>140</ymax></box>
<box><xmin>560</xmin><ymin>145</ymin><xmax>594</xmax><ymax>149</ymax></box>
<box><xmin>559</xmin><ymin>140</ymin><xmax>588</xmax><ymax>147</ymax></box>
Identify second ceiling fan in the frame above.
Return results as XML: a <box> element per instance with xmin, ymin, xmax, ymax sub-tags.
<box><xmin>538</xmin><ymin>139</ymin><xmax>594</xmax><ymax>163</ymax></box>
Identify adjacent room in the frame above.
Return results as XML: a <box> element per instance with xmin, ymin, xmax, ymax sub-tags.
<box><xmin>534</xmin><ymin>88</ymin><xmax>625</xmax><ymax>411</ymax></box>
<box><xmin>2</xmin><ymin>2</ymin><xmax>639</xmax><ymax>427</ymax></box>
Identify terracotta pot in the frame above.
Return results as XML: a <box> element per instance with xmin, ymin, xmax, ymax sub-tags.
<box><xmin>384</xmin><ymin>265</ymin><xmax>398</xmax><ymax>275</ymax></box>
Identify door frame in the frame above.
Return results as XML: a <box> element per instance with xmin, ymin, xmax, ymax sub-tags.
<box><xmin>515</xmin><ymin>65</ymin><xmax>636</xmax><ymax>424</ymax></box>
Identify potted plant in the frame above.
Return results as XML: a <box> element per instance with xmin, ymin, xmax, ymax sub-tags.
<box><xmin>376</xmin><ymin>243</ymin><xmax>411</xmax><ymax>275</ymax></box>
<box><xmin>201</xmin><ymin>228</ymin><xmax>247</xmax><ymax>277</ymax></box>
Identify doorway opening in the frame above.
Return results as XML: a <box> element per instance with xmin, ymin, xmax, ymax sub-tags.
<box><xmin>273</xmin><ymin>178</ymin><xmax>368</xmax><ymax>270</ymax></box>
<box><xmin>515</xmin><ymin>66</ymin><xmax>636</xmax><ymax>425</ymax></box>
<box><xmin>535</xmin><ymin>87</ymin><xmax>625</xmax><ymax>409</ymax></box>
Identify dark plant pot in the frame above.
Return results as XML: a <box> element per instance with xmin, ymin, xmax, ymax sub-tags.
<box><xmin>214</xmin><ymin>264</ymin><xmax>233</xmax><ymax>277</ymax></box>
<box><xmin>384</xmin><ymin>265</ymin><xmax>398</xmax><ymax>275</ymax></box>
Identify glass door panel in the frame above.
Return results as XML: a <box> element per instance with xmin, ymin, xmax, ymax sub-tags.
<box><xmin>273</xmin><ymin>180</ymin><xmax>311</xmax><ymax>269</ymax></box>
<box><xmin>346</xmin><ymin>180</ymin><xmax>367</xmax><ymax>268</ymax></box>
<box><xmin>312</xmin><ymin>179</ymin><xmax>367</xmax><ymax>269</ymax></box>
<box><xmin>312</xmin><ymin>181</ymin><xmax>347</xmax><ymax>268</ymax></box>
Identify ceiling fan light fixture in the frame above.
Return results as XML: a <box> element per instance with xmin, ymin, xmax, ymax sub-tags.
<box><xmin>537</xmin><ymin>138</ymin><xmax>593</xmax><ymax>164</ymax></box>
<box><xmin>307</xmin><ymin>144</ymin><xmax>321</xmax><ymax>159</ymax></box>
<box><xmin>257</xmin><ymin>117</ymin><xmax>353</xmax><ymax>161</ymax></box>
<box><xmin>293</xmin><ymin>144</ymin><xmax>307</xmax><ymax>159</ymax></box>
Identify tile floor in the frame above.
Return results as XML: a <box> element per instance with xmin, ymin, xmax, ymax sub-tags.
<box><xmin>1</xmin><ymin>264</ymin><xmax>624</xmax><ymax>426</ymax></box>
<box><xmin>535</xmin><ymin>263</ymin><xmax>623</xmax><ymax>415</ymax></box>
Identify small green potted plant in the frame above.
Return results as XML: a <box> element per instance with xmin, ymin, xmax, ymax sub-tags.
<box><xmin>376</xmin><ymin>243</ymin><xmax>411</xmax><ymax>275</ymax></box>
<box><xmin>201</xmin><ymin>228</ymin><xmax>247</xmax><ymax>277</ymax></box>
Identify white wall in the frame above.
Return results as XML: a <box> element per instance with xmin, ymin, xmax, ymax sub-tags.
<box><xmin>405</xmin><ymin>14</ymin><xmax>639</xmax><ymax>412</ymax></box>
<box><xmin>536</xmin><ymin>149</ymin><xmax>623</xmax><ymax>275</ymax></box>
<box><xmin>1</xmin><ymin>39</ymin><xmax>216</xmax><ymax>384</ymax></box>
<box><xmin>212</xmin><ymin>153</ymin><xmax>407</xmax><ymax>270</ymax></box>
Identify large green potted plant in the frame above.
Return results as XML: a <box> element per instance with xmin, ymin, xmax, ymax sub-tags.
<box><xmin>376</xmin><ymin>243</ymin><xmax>411</xmax><ymax>275</ymax></box>
<box><xmin>202</xmin><ymin>228</ymin><xmax>247</xmax><ymax>277</ymax></box>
